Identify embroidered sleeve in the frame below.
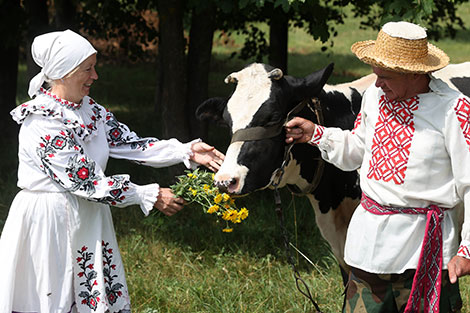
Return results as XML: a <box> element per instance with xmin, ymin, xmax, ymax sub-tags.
<box><xmin>446</xmin><ymin>96</ymin><xmax>470</xmax><ymax>244</ymax></box>
<box><xmin>33</xmin><ymin>121</ymin><xmax>158</xmax><ymax>215</ymax></box>
<box><xmin>104</xmin><ymin>110</ymin><xmax>197</xmax><ymax>168</ymax></box>
<box><xmin>457</xmin><ymin>240</ymin><xmax>470</xmax><ymax>260</ymax></box>
<box><xmin>308</xmin><ymin>125</ymin><xmax>325</xmax><ymax>146</ymax></box>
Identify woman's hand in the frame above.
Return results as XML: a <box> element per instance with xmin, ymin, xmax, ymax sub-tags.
<box><xmin>190</xmin><ymin>142</ymin><xmax>225</xmax><ymax>172</ymax></box>
<box><xmin>285</xmin><ymin>117</ymin><xmax>316</xmax><ymax>144</ymax></box>
<box><xmin>154</xmin><ymin>188</ymin><xmax>185</xmax><ymax>216</ymax></box>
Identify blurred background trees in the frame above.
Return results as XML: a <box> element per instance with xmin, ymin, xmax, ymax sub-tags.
<box><xmin>0</xmin><ymin>0</ymin><xmax>466</xmax><ymax>144</ymax></box>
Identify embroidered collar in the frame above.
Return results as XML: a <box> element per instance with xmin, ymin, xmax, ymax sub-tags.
<box><xmin>40</xmin><ymin>87</ymin><xmax>82</xmax><ymax>110</ymax></box>
<box><xmin>11</xmin><ymin>91</ymin><xmax>105</xmax><ymax>142</ymax></box>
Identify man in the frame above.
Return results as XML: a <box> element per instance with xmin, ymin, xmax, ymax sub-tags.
<box><xmin>286</xmin><ymin>21</ymin><xmax>470</xmax><ymax>312</ymax></box>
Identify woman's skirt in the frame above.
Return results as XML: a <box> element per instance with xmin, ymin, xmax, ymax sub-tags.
<box><xmin>0</xmin><ymin>190</ymin><xmax>131</xmax><ymax>313</ymax></box>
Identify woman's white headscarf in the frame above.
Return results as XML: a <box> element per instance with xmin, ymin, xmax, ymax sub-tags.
<box><xmin>28</xmin><ymin>29</ymin><xmax>97</xmax><ymax>98</ymax></box>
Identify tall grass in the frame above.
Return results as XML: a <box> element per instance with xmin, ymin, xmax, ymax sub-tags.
<box><xmin>3</xmin><ymin>3</ymin><xmax>470</xmax><ymax>312</ymax></box>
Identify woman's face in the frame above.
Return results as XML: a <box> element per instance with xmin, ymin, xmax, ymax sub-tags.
<box><xmin>62</xmin><ymin>54</ymin><xmax>98</xmax><ymax>103</ymax></box>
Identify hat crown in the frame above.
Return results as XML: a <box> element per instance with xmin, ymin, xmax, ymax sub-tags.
<box><xmin>382</xmin><ymin>21</ymin><xmax>426</xmax><ymax>40</ymax></box>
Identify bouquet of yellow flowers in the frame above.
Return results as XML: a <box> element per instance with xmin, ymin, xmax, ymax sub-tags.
<box><xmin>170</xmin><ymin>168</ymin><xmax>249</xmax><ymax>232</ymax></box>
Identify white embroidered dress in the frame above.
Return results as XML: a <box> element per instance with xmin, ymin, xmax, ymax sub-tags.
<box><xmin>310</xmin><ymin>76</ymin><xmax>470</xmax><ymax>274</ymax></box>
<box><xmin>0</xmin><ymin>88</ymin><xmax>197</xmax><ymax>313</ymax></box>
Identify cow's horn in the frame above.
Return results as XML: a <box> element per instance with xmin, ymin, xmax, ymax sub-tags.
<box><xmin>268</xmin><ymin>68</ymin><xmax>283</xmax><ymax>80</ymax></box>
<box><xmin>224</xmin><ymin>74</ymin><xmax>238</xmax><ymax>84</ymax></box>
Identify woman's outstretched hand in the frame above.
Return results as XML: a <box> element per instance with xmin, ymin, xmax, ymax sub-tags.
<box><xmin>154</xmin><ymin>188</ymin><xmax>185</xmax><ymax>216</ymax></box>
<box><xmin>190</xmin><ymin>142</ymin><xmax>225</xmax><ymax>172</ymax></box>
<box><xmin>285</xmin><ymin>117</ymin><xmax>316</xmax><ymax>144</ymax></box>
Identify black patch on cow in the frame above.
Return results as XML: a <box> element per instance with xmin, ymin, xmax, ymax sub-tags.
<box><xmin>284</xmin><ymin>88</ymin><xmax>362</xmax><ymax>213</ymax></box>
<box><xmin>450</xmin><ymin>77</ymin><xmax>470</xmax><ymax>97</ymax></box>
<box><xmin>237</xmin><ymin>134</ymin><xmax>286</xmax><ymax>193</ymax></box>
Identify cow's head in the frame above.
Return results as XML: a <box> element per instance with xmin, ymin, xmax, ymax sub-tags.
<box><xmin>197</xmin><ymin>63</ymin><xmax>334</xmax><ymax>194</ymax></box>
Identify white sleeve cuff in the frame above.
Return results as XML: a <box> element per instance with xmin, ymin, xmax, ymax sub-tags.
<box><xmin>182</xmin><ymin>138</ymin><xmax>202</xmax><ymax>168</ymax></box>
<box><xmin>457</xmin><ymin>240</ymin><xmax>470</xmax><ymax>260</ymax></box>
<box><xmin>133</xmin><ymin>183</ymin><xmax>160</xmax><ymax>216</ymax></box>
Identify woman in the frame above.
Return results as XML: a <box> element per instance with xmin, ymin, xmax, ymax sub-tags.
<box><xmin>0</xmin><ymin>29</ymin><xmax>223</xmax><ymax>313</ymax></box>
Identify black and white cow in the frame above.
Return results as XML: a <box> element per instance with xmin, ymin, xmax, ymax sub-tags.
<box><xmin>196</xmin><ymin>62</ymin><xmax>470</xmax><ymax>280</ymax></box>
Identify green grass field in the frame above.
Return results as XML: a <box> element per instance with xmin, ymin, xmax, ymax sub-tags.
<box><xmin>4</xmin><ymin>3</ymin><xmax>470</xmax><ymax>312</ymax></box>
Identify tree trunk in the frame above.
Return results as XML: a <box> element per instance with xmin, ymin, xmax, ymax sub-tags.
<box><xmin>55</xmin><ymin>0</ymin><xmax>78</xmax><ymax>31</ymax></box>
<box><xmin>156</xmin><ymin>0</ymin><xmax>190</xmax><ymax>142</ymax></box>
<box><xmin>186</xmin><ymin>6</ymin><xmax>215</xmax><ymax>140</ymax></box>
<box><xmin>24</xmin><ymin>0</ymin><xmax>49</xmax><ymax>81</ymax></box>
<box><xmin>0</xmin><ymin>0</ymin><xmax>22</xmax><ymax>143</ymax></box>
<box><xmin>269</xmin><ymin>6</ymin><xmax>289</xmax><ymax>74</ymax></box>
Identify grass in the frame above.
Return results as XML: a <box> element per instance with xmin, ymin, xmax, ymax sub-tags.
<box><xmin>3</xmin><ymin>3</ymin><xmax>470</xmax><ymax>312</ymax></box>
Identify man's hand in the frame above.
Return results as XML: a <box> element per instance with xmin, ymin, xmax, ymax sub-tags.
<box><xmin>448</xmin><ymin>255</ymin><xmax>470</xmax><ymax>283</ymax></box>
<box><xmin>190</xmin><ymin>142</ymin><xmax>225</xmax><ymax>172</ymax></box>
<box><xmin>285</xmin><ymin>117</ymin><xmax>316</xmax><ymax>144</ymax></box>
<box><xmin>154</xmin><ymin>188</ymin><xmax>184</xmax><ymax>216</ymax></box>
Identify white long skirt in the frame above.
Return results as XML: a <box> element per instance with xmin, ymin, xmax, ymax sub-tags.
<box><xmin>0</xmin><ymin>190</ymin><xmax>131</xmax><ymax>313</ymax></box>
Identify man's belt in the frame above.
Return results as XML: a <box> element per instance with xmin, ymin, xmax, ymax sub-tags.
<box><xmin>361</xmin><ymin>192</ymin><xmax>448</xmax><ymax>313</ymax></box>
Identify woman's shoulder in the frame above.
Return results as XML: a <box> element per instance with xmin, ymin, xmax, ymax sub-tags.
<box><xmin>11</xmin><ymin>94</ymin><xmax>63</xmax><ymax>125</ymax></box>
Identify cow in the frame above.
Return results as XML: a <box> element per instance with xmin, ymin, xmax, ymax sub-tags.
<box><xmin>196</xmin><ymin>62</ymin><xmax>470</xmax><ymax>282</ymax></box>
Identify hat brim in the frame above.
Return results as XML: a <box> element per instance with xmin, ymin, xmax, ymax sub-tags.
<box><xmin>351</xmin><ymin>40</ymin><xmax>449</xmax><ymax>74</ymax></box>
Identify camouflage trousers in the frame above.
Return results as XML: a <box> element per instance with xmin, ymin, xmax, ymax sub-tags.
<box><xmin>343</xmin><ymin>267</ymin><xmax>462</xmax><ymax>313</ymax></box>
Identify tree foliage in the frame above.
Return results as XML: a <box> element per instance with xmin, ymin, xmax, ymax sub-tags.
<box><xmin>351</xmin><ymin>0</ymin><xmax>466</xmax><ymax>40</ymax></box>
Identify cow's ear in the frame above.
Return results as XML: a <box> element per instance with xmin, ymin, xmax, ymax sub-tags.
<box><xmin>196</xmin><ymin>97</ymin><xmax>228</xmax><ymax>124</ymax></box>
<box><xmin>286</xmin><ymin>63</ymin><xmax>334</xmax><ymax>102</ymax></box>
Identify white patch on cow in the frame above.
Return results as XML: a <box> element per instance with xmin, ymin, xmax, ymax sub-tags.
<box><xmin>226</xmin><ymin>63</ymin><xmax>272</xmax><ymax>132</ymax></box>
<box><xmin>323</xmin><ymin>73</ymin><xmax>376</xmax><ymax>102</ymax></box>
<box><xmin>214</xmin><ymin>142</ymin><xmax>249</xmax><ymax>193</ymax></box>
<box><xmin>433</xmin><ymin>62</ymin><xmax>470</xmax><ymax>90</ymax></box>
<box><xmin>215</xmin><ymin>64</ymin><xmax>273</xmax><ymax>192</ymax></box>
<box><xmin>305</xmin><ymin>194</ymin><xmax>358</xmax><ymax>271</ymax></box>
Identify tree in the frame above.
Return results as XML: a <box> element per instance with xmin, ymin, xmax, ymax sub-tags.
<box><xmin>24</xmin><ymin>0</ymin><xmax>49</xmax><ymax>81</ymax></box>
<box><xmin>0</xmin><ymin>0</ymin><xmax>23</xmax><ymax>143</ymax></box>
<box><xmin>186</xmin><ymin>3</ymin><xmax>217</xmax><ymax>139</ymax></box>
<box><xmin>155</xmin><ymin>0</ymin><xmax>190</xmax><ymax>141</ymax></box>
<box><xmin>63</xmin><ymin>0</ymin><xmax>468</xmax><ymax>144</ymax></box>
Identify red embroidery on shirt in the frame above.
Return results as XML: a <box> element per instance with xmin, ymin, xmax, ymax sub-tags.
<box><xmin>367</xmin><ymin>95</ymin><xmax>419</xmax><ymax>185</ymax></box>
<box><xmin>454</xmin><ymin>98</ymin><xmax>470</xmax><ymax>151</ymax></box>
<box><xmin>458</xmin><ymin>244</ymin><xmax>470</xmax><ymax>259</ymax></box>
<box><xmin>352</xmin><ymin>112</ymin><xmax>362</xmax><ymax>134</ymax></box>
<box><xmin>309</xmin><ymin>125</ymin><xmax>325</xmax><ymax>145</ymax></box>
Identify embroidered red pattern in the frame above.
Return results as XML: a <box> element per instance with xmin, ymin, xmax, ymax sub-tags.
<box><xmin>309</xmin><ymin>125</ymin><xmax>325</xmax><ymax>146</ymax></box>
<box><xmin>351</xmin><ymin>112</ymin><xmax>362</xmax><ymax>134</ymax></box>
<box><xmin>367</xmin><ymin>95</ymin><xmax>419</xmax><ymax>185</ymax></box>
<box><xmin>454</xmin><ymin>97</ymin><xmax>470</xmax><ymax>151</ymax></box>
<box><xmin>458</xmin><ymin>244</ymin><xmax>470</xmax><ymax>259</ymax></box>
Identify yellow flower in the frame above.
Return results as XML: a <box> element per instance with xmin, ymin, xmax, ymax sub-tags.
<box><xmin>222</xmin><ymin>209</ymin><xmax>238</xmax><ymax>222</ymax></box>
<box><xmin>238</xmin><ymin>208</ymin><xmax>249</xmax><ymax>220</ymax></box>
<box><xmin>187</xmin><ymin>173</ymin><xmax>194</xmax><ymax>178</ymax></box>
<box><xmin>207</xmin><ymin>204</ymin><xmax>219</xmax><ymax>214</ymax></box>
<box><xmin>222</xmin><ymin>193</ymin><xmax>230</xmax><ymax>202</ymax></box>
<box><xmin>222</xmin><ymin>228</ymin><xmax>233</xmax><ymax>233</ymax></box>
<box><xmin>224</xmin><ymin>203</ymin><xmax>230</xmax><ymax>209</ymax></box>
<box><xmin>191</xmin><ymin>189</ymin><xmax>197</xmax><ymax>196</ymax></box>
<box><xmin>203</xmin><ymin>184</ymin><xmax>210</xmax><ymax>192</ymax></box>
<box><xmin>214</xmin><ymin>194</ymin><xmax>222</xmax><ymax>204</ymax></box>
<box><xmin>230</xmin><ymin>198</ymin><xmax>235</xmax><ymax>205</ymax></box>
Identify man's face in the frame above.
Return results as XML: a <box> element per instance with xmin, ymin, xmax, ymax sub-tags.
<box><xmin>372</xmin><ymin>66</ymin><xmax>417</xmax><ymax>102</ymax></box>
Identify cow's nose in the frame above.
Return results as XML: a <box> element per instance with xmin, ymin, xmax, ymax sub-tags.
<box><xmin>214</xmin><ymin>174</ymin><xmax>239</xmax><ymax>194</ymax></box>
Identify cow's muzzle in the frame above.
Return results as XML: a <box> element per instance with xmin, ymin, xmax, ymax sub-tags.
<box><xmin>214</xmin><ymin>174</ymin><xmax>239</xmax><ymax>194</ymax></box>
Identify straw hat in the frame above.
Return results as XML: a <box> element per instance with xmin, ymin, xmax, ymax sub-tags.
<box><xmin>351</xmin><ymin>21</ymin><xmax>449</xmax><ymax>74</ymax></box>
